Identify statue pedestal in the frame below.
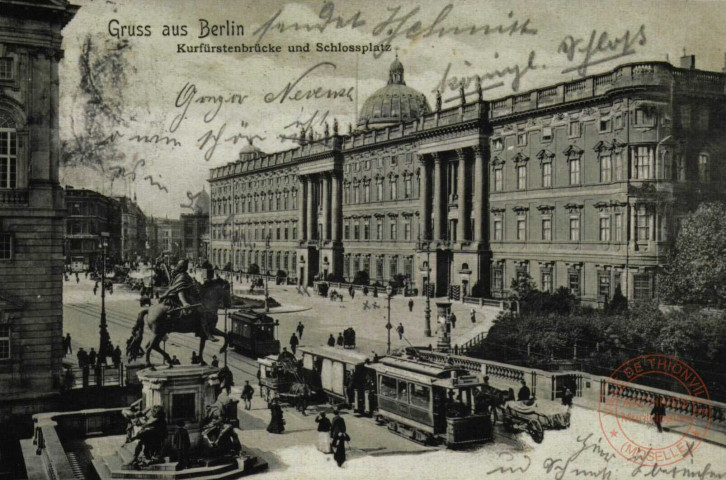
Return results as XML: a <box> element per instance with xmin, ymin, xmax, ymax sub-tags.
<box><xmin>137</xmin><ymin>365</ymin><xmax>220</xmax><ymax>448</ymax></box>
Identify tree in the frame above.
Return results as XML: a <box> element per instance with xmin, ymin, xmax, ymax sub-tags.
<box><xmin>659</xmin><ymin>202</ymin><xmax>726</xmax><ymax>307</ymax></box>
<box><xmin>248</xmin><ymin>263</ymin><xmax>260</xmax><ymax>275</ymax></box>
<box><xmin>352</xmin><ymin>271</ymin><xmax>369</xmax><ymax>286</ymax></box>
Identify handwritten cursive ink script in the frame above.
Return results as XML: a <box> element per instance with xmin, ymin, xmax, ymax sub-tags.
<box><xmin>170</xmin><ymin>82</ymin><xmax>249</xmax><ymax>133</ymax></box>
<box><xmin>558</xmin><ymin>25</ymin><xmax>646</xmax><ymax>77</ymax></box>
<box><xmin>542</xmin><ymin>434</ymin><xmax>616</xmax><ymax>480</ymax></box>
<box><xmin>263</xmin><ymin>62</ymin><xmax>354</xmax><ymax>104</ymax></box>
<box><xmin>487</xmin><ymin>452</ymin><xmax>531</xmax><ymax>475</ymax></box>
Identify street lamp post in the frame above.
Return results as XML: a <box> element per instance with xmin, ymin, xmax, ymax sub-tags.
<box><xmin>264</xmin><ymin>234</ymin><xmax>270</xmax><ymax>313</ymax></box>
<box><xmin>98</xmin><ymin>232</ymin><xmax>111</xmax><ymax>367</ymax></box>
<box><xmin>386</xmin><ymin>285</ymin><xmax>393</xmax><ymax>354</ymax></box>
<box><xmin>424</xmin><ymin>240</ymin><xmax>432</xmax><ymax>337</ymax></box>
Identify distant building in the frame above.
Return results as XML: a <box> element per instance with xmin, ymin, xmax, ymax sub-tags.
<box><xmin>209</xmin><ymin>55</ymin><xmax>726</xmax><ymax>306</ymax></box>
<box><xmin>64</xmin><ymin>187</ymin><xmax>121</xmax><ymax>268</ymax></box>
<box><xmin>181</xmin><ymin>188</ymin><xmax>209</xmax><ymax>264</ymax></box>
<box><xmin>115</xmin><ymin>196</ymin><xmax>147</xmax><ymax>263</ymax></box>
<box><xmin>0</xmin><ymin>0</ymin><xmax>78</xmax><ymax>423</ymax></box>
<box><xmin>155</xmin><ymin>217</ymin><xmax>182</xmax><ymax>261</ymax></box>
<box><xmin>145</xmin><ymin>216</ymin><xmax>158</xmax><ymax>259</ymax></box>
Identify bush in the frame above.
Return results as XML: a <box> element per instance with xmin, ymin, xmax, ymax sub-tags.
<box><xmin>352</xmin><ymin>270</ymin><xmax>369</xmax><ymax>286</ymax></box>
<box><xmin>389</xmin><ymin>274</ymin><xmax>408</xmax><ymax>289</ymax></box>
<box><xmin>317</xmin><ymin>282</ymin><xmax>330</xmax><ymax>297</ymax></box>
<box><xmin>248</xmin><ymin>263</ymin><xmax>260</xmax><ymax>275</ymax></box>
<box><xmin>276</xmin><ymin>269</ymin><xmax>287</xmax><ymax>278</ymax></box>
<box><xmin>605</xmin><ymin>285</ymin><xmax>628</xmax><ymax>314</ymax></box>
<box><xmin>223</xmin><ymin>262</ymin><xmax>233</xmax><ymax>272</ymax></box>
<box><xmin>326</xmin><ymin>273</ymin><xmax>344</xmax><ymax>282</ymax></box>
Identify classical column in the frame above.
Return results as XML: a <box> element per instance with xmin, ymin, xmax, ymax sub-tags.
<box><xmin>331</xmin><ymin>172</ymin><xmax>342</xmax><ymax>242</ymax></box>
<box><xmin>419</xmin><ymin>155</ymin><xmax>431</xmax><ymax>240</ymax></box>
<box><xmin>473</xmin><ymin>146</ymin><xmax>484</xmax><ymax>243</ymax></box>
<box><xmin>298</xmin><ymin>177</ymin><xmax>306</xmax><ymax>240</ymax></box>
<box><xmin>307</xmin><ymin>175</ymin><xmax>316</xmax><ymax>240</ymax></box>
<box><xmin>456</xmin><ymin>149</ymin><xmax>469</xmax><ymax>242</ymax></box>
<box><xmin>433</xmin><ymin>153</ymin><xmax>443</xmax><ymax>241</ymax></box>
<box><xmin>321</xmin><ymin>174</ymin><xmax>330</xmax><ymax>241</ymax></box>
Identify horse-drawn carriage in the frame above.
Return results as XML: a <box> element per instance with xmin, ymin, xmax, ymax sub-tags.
<box><xmin>257</xmin><ymin>353</ymin><xmax>297</xmax><ymax>402</ymax></box>
<box><xmin>499</xmin><ymin>398</ymin><xmax>571</xmax><ymax>444</ymax></box>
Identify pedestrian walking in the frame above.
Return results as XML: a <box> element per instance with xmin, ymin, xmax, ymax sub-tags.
<box><xmin>327</xmin><ymin>334</ymin><xmax>336</xmax><ymax>347</ymax></box>
<box><xmin>517</xmin><ymin>380</ymin><xmax>531</xmax><ymax>401</ymax></box>
<box><xmin>218</xmin><ymin>365</ymin><xmax>234</xmax><ymax>395</ymax></box>
<box><xmin>112</xmin><ymin>346</ymin><xmax>122</xmax><ymax>368</ymax></box>
<box><xmin>296</xmin><ymin>322</ymin><xmax>304</xmax><ymax>339</ymax></box>
<box><xmin>336</xmin><ymin>332</ymin><xmax>344</xmax><ymax>347</ymax></box>
<box><xmin>211</xmin><ymin>355</ymin><xmax>219</xmax><ymax>368</ymax></box>
<box><xmin>76</xmin><ymin>347</ymin><xmax>87</xmax><ymax>368</ymax></box>
<box><xmin>408</xmin><ymin>298</ymin><xmax>414</xmax><ymax>312</ymax></box>
<box><xmin>242</xmin><ymin>381</ymin><xmax>254</xmax><ymax>410</ymax></box>
<box><xmin>330</xmin><ymin>408</ymin><xmax>346</xmax><ymax>442</ymax></box>
<box><xmin>88</xmin><ymin>348</ymin><xmax>97</xmax><ymax>366</ymax></box>
<box><xmin>315</xmin><ymin>412</ymin><xmax>332</xmax><ymax>453</ymax></box>
<box><xmin>373</xmin><ymin>286</ymin><xmax>378</xmax><ymax>297</ymax></box>
<box><xmin>449</xmin><ymin>312</ymin><xmax>457</xmax><ymax>329</ymax></box>
<box><xmin>289</xmin><ymin>333</ymin><xmax>299</xmax><ymax>355</ymax></box>
<box><xmin>266</xmin><ymin>398</ymin><xmax>285</xmax><ymax>434</ymax></box>
<box><xmin>64</xmin><ymin>333</ymin><xmax>72</xmax><ymax>355</ymax></box>
<box><xmin>396</xmin><ymin>323</ymin><xmax>404</xmax><ymax>340</ymax></box>
<box><xmin>363</xmin><ymin>286</ymin><xmax>369</xmax><ymax>296</ymax></box>
<box><xmin>651</xmin><ymin>397</ymin><xmax>666</xmax><ymax>433</ymax></box>
<box><xmin>348</xmin><ymin>285</ymin><xmax>354</xmax><ymax>298</ymax></box>
<box><xmin>75</xmin><ymin>273</ymin><xmax>79</xmax><ymax>283</ymax></box>
<box><xmin>562</xmin><ymin>387</ymin><xmax>574</xmax><ymax>408</ymax></box>
<box><xmin>333</xmin><ymin>431</ymin><xmax>351</xmax><ymax>467</ymax></box>
<box><xmin>470</xmin><ymin>308</ymin><xmax>476</xmax><ymax>323</ymax></box>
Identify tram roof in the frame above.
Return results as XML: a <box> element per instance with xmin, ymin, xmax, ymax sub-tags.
<box><xmin>298</xmin><ymin>346</ymin><xmax>370</xmax><ymax>365</ymax></box>
<box><xmin>369</xmin><ymin>356</ymin><xmax>469</xmax><ymax>380</ymax></box>
<box><xmin>230</xmin><ymin>309</ymin><xmax>275</xmax><ymax>325</ymax></box>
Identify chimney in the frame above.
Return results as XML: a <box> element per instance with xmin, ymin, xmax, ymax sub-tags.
<box><xmin>680</xmin><ymin>53</ymin><xmax>696</xmax><ymax>70</ymax></box>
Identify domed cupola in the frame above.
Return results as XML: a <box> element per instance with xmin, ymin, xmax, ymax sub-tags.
<box><xmin>358</xmin><ymin>54</ymin><xmax>430</xmax><ymax>128</ymax></box>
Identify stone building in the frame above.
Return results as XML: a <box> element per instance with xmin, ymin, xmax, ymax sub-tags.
<box><xmin>115</xmin><ymin>196</ymin><xmax>146</xmax><ymax>263</ymax></box>
<box><xmin>209</xmin><ymin>55</ymin><xmax>726</xmax><ymax>306</ymax></box>
<box><xmin>181</xmin><ymin>187</ymin><xmax>209</xmax><ymax>264</ymax></box>
<box><xmin>64</xmin><ymin>187</ymin><xmax>121</xmax><ymax>268</ymax></box>
<box><xmin>155</xmin><ymin>217</ymin><xmax>182</xmax><ymax>260</ymax></box>
<box><xmin>0</xmin><ymin>0</ymin><xmax>78</xmax><ymax>422</ymax></box>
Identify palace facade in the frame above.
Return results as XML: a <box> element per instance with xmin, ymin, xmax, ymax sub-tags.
<box><xmin>209</xmin><ymin>54</ymin><xmax>726</xmax><ymax>306</ymax></box>
<box><xmin>0</xmin><ymin>0</ymin><xmax>78</xmax><ymax>422</ymax></box>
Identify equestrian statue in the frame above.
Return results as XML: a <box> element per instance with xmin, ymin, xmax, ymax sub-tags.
<box><xmin>127</xmin><ymin>259</ymin><xmax>231</xmax><ymax>369</ymax></box>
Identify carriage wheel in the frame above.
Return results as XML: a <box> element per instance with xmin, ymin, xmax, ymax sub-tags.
<box><xmin>527</xmin><ymin>420</ymin><xmax>544</xmax><ymax>444</ymax></box>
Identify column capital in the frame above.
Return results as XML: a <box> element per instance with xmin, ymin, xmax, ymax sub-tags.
<box><xmin>472</xmin><ymin>144</ymin><xmax>484</xmax><ymax>157</ymax></box>
<box><xmin>455</xmin><ymin>148</ymin><xmax>467</xmax><ymax>161</ymax></box>
<box><xmin>432</xmin><ymin>152</ymin><xmax>442</xmax><ymax>164</ymax></box>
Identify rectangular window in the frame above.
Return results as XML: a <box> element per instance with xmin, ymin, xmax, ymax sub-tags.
<box><xmin>614</xmin><ymin>151</ymin><xmax>624</xmax><ymax>181</ymax></box>
<box><xmin>376</xmin><ymin>257</ymin><xmax>384</xmax><ymax>280</ymax></box>
<box><xmin>344</xmin><ymin>222</ymin><xmax>350</xmax><ymax>240</ymax></box>
<box><xmin>600</xmin><ymin>155</ymin><xmax>612</xmax><ymax>182</ymax></box>
<box><xmin>541</xmin><ymin>126</ymin><xmax>553</xmax><ymax>142</ymax></box>
<box><xmin>698</xmin><ymin>109</ymin><xmax>709</xmax><ymax>130</ymax></box>
<box><xmin>635</xmin><ymin>108</ymin><xmax>655</xmax><ymax>127</ymax></box>
<box><xmin>404</xmin><ymin>221</ymin><xmax>411</xmax><ymax>241</ymax></box>
<box><xmin>0</xmin><ymin>325</ymin><xmax>9</xmax><ymax>360</ymax></box>
<box><xmin>390</xmin><ymin>257</ymin><xmax>398</xmax><ymax>277</ymax></box>
<box><xmin>569</xmin><ymin>271</ymin><xmax>581</xmax><ymax>296</ymax></box>
<box><xmin>680</xmin><ymin>105</ymin><xmax>691</xmax><ymax>129</ymax></box>
<box><xmin>598</xmin><ymin>274</ymin><xmax>611</xmax><ymax>300</ymax></box>
<box><xmin>493</xmin><ymin>267</ymin><xmax>504</xmax><ymax>291</ymax></box>
<box><xmin>354</xmin><ymin>224</ymin><xmax>360</xmax><ymax>240</ymax></box>
<box><xmin>493</xmin><ymin>219</ymin><xmax>503</xmax><ymax>241</ymax></box>
<box><xmin>634</xmin><ymin>146</ymin><xmax>653</xmax><ymax>179</ymax></box>
<box><xmin>542</xmin><ymin>162</ymin><xmax>552</xmax><ymax>187</ymax></box>
<box><xmin>516</xmin><ymin>165</ymin><xmax>527</xmax><ymax>190</ymax></box>
<box><xmin>492</xmin><ymin>138</ymin><xmax>503</xmax><ymax>150</ymax></box>
<box><xmin>396</xmin><ymin>378</ymin><xmax>408</xmax><ymax>401</ymax></box>
<box><xmin>570</xmin><ymin>217</ymin><xmax>580</xmax><ymax>241</ymax></box>
<box><xmin>569</xmin><ymin>159</ymin><xmax>580</xmax><ymax>185</ymax></box>
<box><xmin>614</xmin><ymin>213</ymin><xmax>623</xmax><ymax>242</ymax></box>
<box><xmin>542</xmin><ymin>218</ymin><xmax>551</xmax><ymax>241</ymax></box>
<box><xmin>599</xmin><ymin>216</ymin><xmax>610</xmax><ymax>241</ymax></box>
<box><xmin>380</xmin><ymin>376</ymin><xmax>397</xmax><ymax>398</ymax></box>
<box><xmin>517</xmin><ymin>132</ymin><xmax>527</xmax><ymax>146</ymax></box>
<box><xmin>404</xmin><ymin>177</ymin><xmax>412</xmax><ymax>198</ymax></box>
<box><xmin>541</xmin><ymin>270</ymin><xmax>553</xmax><ymax>293</ymax></box>
<box><xmin>376</xmin><ymin>181</ymin><xmax>383</xmax><ymax>201</ymax></box>
<box><xmin>364</xmin><ymin>220</ymin><xmax>370</xmax><ymax>240</ymax></box>
<box><xmin>676</xmin><ymin>155</ymin><xmax>686</xmax><ymax>181</ymax></box>
<box><xmin>633</xmin><ymin>274</ymin><xmax>652</xmax><ymax>300</ymax></box>
<box><xmin>698</xmin><ymin>154</ymin><xmax>710</xmax><ymax>182</ymax></box>
<box><xmin>390</xmin><ymin>221</ymin><xmax>397</xmax><ymax>240</ymax></box>
<box><xmin>517</xmin><ymin>218</ymin><xmax>526</xmax><ymax>240</ymax></box>
<box><xmin>636</xmin><ymin>207</ymin><xmax>650</xmax><ymax>241</ymax></box>
<box><xmin>568</xmin><ymin>120</ymin><xmax>580</xmax><ymax>138</ymax></box>
<box><xmin>364</xmin><ymin>183</ymin><xmax>370</xmax><ymax>202</ymax></box>
<box><xmin>0</xmin><ymin>130</ymin><xmax>18</xmax><ymax>189</ymax></box>
<box><xmin>614</xmin><ymin>114</ymin><xmax>624</xmax><ymax>129</ymax></box>
<box><xmin>494</xmin><ymin>168</ymin><xmax>503</xmax><ymax>192</ymax></box>
<box><xmin>376</xmin><ymin>219</ymin><xmax>383</xmax><ymax>240</ymax></box>
<box><xmin>390</xmin><ymin>179</ymin><xmax>397</xmax><ymax>200</ymax></box>
<box><xmin>0</xmin><ymin>58</ymin><xmax>12</xmax><ymax>81</ymax></box>
<box><xmin>292</xmin><ymin>226</ymin><xmax>297</xmax><ymax>240</ymax></box>
<box><xmin>409</xmin><ymin>383</ymin><xmax>430</xmax><ymax>408</ymax></box>
<box><xmin>599</xmin><ymin>118</ymin><xmax>612</xmax><ymax>133</ymax></box>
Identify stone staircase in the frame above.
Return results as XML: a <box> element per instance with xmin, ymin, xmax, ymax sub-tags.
<box><xmin>92</xmin><ymin>440</ymin><xmax>268</xmax><ymax>480</ymax></box>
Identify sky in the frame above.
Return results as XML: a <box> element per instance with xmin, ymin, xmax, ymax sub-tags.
<box><xmin>58</xmin><ymin>0</ymin><xmax>726</xmax><ymax>218</ymax></box>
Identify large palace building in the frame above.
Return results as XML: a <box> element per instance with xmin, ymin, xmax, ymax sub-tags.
<box><xmin>209</xmin><ymin>54</ymin><xmax>726</xmax><ymax>306</ymax></box>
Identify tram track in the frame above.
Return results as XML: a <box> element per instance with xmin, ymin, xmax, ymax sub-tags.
<box><xmin>65</xmin><ymin>302</ymin><xmax>261</xmax><ymax>379</ymax></box>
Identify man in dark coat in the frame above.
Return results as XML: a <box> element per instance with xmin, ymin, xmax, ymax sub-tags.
<box><xmin>651</xmin><ymin>397</ymin><xmax>666</xmax><ymax>433</ymax></box>
<box><xmin>88</xmin><ymin>348</ymin><xmax>97</xmax><ymax>366</ymax></box>
<box><xmin>296</xmin><ymin>322</ymin><xmax>305</xmax><ymax>339</ymax></box>
<box><xmin>327</xmin><ymin>334</ymin><xmax>336</xmax><ymax>347</ymax></box>
<box><xmin>336</xmin><ymin>332</ymin><xmax>344</xmax><ymax>347</ymax></box>
<box><xmin>289</xmin><ymin>333</ymin><xmax>299</xmax><ymax>354</ymax></box>
<box><xmin>77</xmin><ymin>347</ymin><xmax>87</xmax><ymax>368</ymax></box>
<box><xmin>396</xmin><ymin>323</ymin><xmax>404</xmax><ymax>340</ymax></box>
<box><xmin>64</xmin><ymin>333</ymin><xmax>72</xmax><ymax>355</ymax></box>
<box><xmin>332</xmin><ymin>431</ymin><xmax>351</xmax><ymax>467</ymax></box>
<box><xmin>330</xmin><ymin>408</ymin><xmax>346</xmax><ymax>440</ymax></box>
<box><xmin>241</xmin><ymin>380</ymin><xmax>254</xmax><ymax>410</ymax></box>
<box><xmin>517</xmin><ymin>380</ymin><xmax>531</xmax><ymax>401</ymax></box>
<box><xmin>112</xmin><ymin>346</ymin><xmax>122</xmax><ymax>368</ymax></box>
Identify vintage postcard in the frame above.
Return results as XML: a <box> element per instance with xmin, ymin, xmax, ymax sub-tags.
<box><xmin>1</xmin><ymin>0</ymin><xmax>726</xmax><ymax>479</ymax></box>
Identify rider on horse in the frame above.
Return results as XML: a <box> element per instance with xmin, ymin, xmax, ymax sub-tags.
<box><xmin>160</xmin><ymin>259</ymin><xmax>218</xmax><ymax>342</ymax></box>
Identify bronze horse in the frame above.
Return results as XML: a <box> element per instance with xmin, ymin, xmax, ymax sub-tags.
<box><xmin>128</xmin><ymin>277</ymin><xmax>232</xmax><ymax>369</ymax></box>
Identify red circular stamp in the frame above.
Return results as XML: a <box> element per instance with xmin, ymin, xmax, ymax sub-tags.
<box><xmin>597</xmin><ymin>354</ymin><xmax>711</xmax><ymax>467</ymax></box>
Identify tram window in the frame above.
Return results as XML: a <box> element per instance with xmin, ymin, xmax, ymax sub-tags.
<box><xmin>410</xmin><ymin>384</ymin><xmax>430</xmax><ymax>408</ymax></box>
<box><xmin>397</xmin><ymin>381</ymin><xmax>409</xmax><ymax>402</ymax></box>
<box><xmin>380</xmin><ymin>376</ymin><xmax>397</xmax><ymax>398</ymax></box>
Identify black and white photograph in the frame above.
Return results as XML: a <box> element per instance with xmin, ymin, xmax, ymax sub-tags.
<box><xmin>1</xmin><ymin>0</ymin><xmax>726</xmax><ymax>478</ymax></box>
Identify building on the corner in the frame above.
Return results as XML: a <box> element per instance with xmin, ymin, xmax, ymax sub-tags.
<box><xmin>209</xmin><ymin>54</ymin><xmax>726</xmax><ymax>306</ymax></box>
<box><xmin>181</xmin><ymin>187</ymin><xmax>210</xmax><ymax>264</ymax></box>
<box><xmin>0</xmin><ymin>0</ymin><xmax>78</xmax><ymax>423</ymax></box>
<box><xmin>155</xmin><ymin>217</ymin><xmax>182</xmax><ymax>262</ymax></box>
<box><xmin>64</xmin><ymin>187</ymin><xmax>121</xmax><ymax>269</ymax></box>
<box><xmin>115</xmin><ymin>196</ymin><xmax>147</xmax><ymax>263</ymax></box>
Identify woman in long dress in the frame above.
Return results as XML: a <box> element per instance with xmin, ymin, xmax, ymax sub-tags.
<box><xmin>266</xmin><ymin>399</ymin><xmax>285</xmax><ymax>434</ymax></box>
<box><xmin>332</xmin><ymin>431</ymin><xmax>351</xmax><ymax>467</ymax></box>
<box><xmin>314</xmin><ymin>412</ymin><xmax>332</xmax><ymax>453</ymax></box>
